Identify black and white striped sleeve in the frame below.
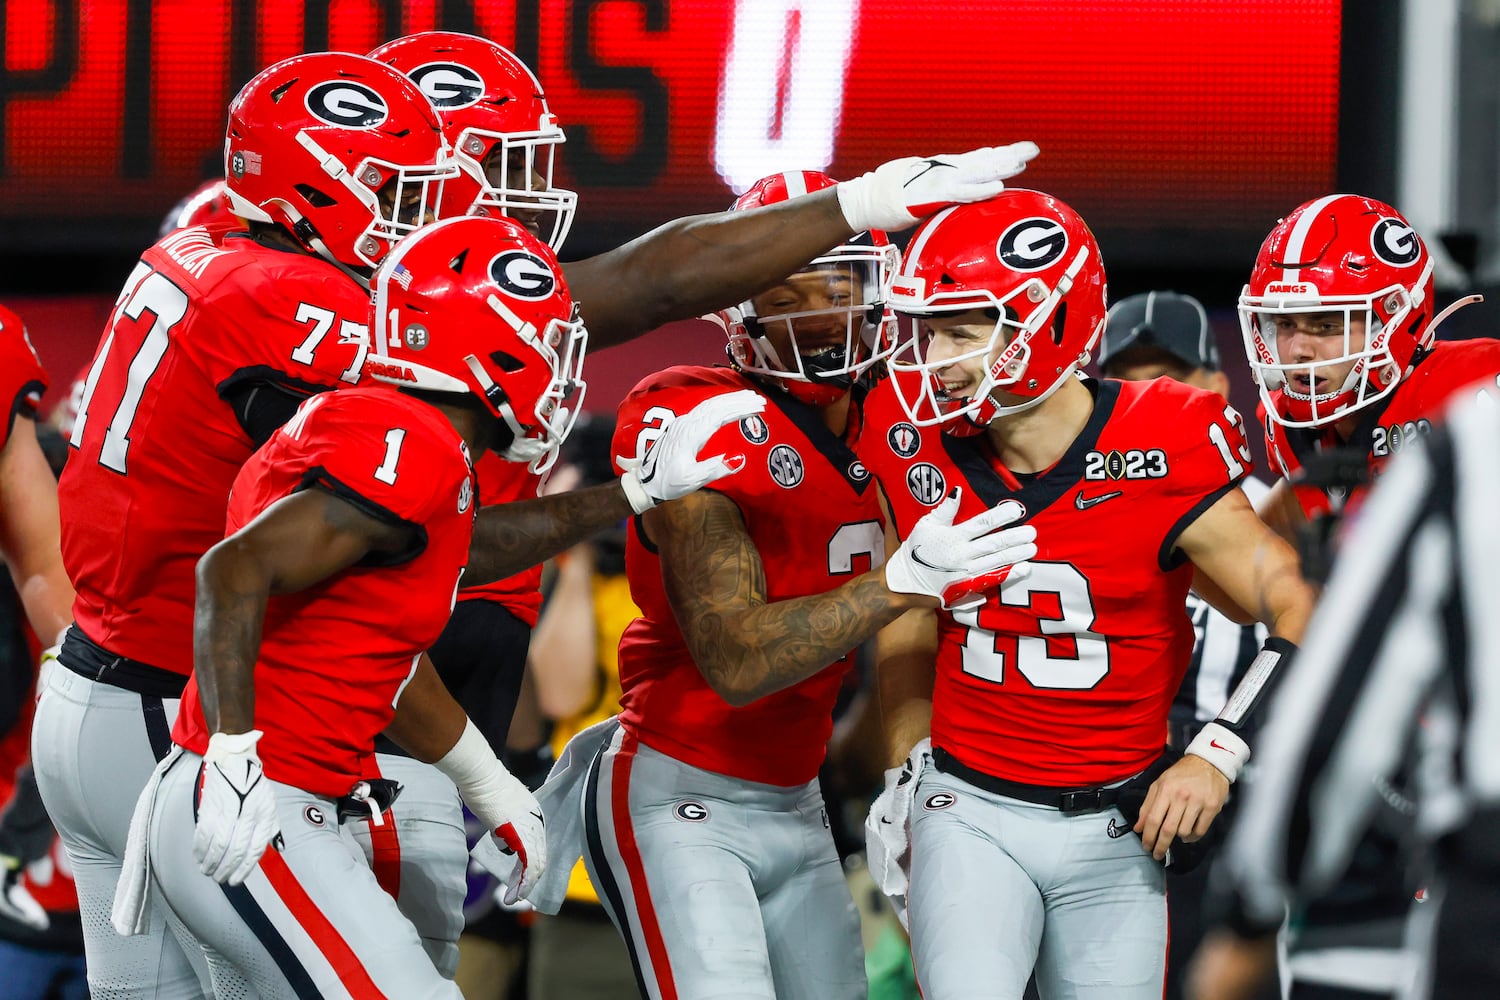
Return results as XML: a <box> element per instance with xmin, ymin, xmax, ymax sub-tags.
<box><xmin>1227</xmin><ymin>393</ymin><xmax>1500</xmax><ymax>915</ymax></box>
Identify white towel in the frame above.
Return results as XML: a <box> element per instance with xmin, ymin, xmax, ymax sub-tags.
<box><xmin>111</xmin><ymin>746</ymin><xmax>183</xmax><ymax>936</ymax></box>
<box><xmin>523</xmin><ymin>716</ymin><xmax>619</xmax><ymax>914</ymax></box>
<box><xmin>863</xmin><ymin>738</ymin><xmax>931</xmax><ymax>930</ymax></box>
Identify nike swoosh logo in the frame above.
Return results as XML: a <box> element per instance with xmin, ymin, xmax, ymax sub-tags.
<box><xmin>1209</xmin><ymin>739</ymin><xmax>1231</xmax><ymax>751</ymax></box>
<box><xmin>908</xmin><ymin>548</ymin><xmax>951</xmax><ymax>571</ymax></box>
<box><xmin>903</xmin><ymin>159</ymin><xmax>956</xmax><ymax>187</ymax></box>
<box><xmin>1074</xmin><ymin>489</ymin><xmax>1123</xmax><ymax>511</ymax></box>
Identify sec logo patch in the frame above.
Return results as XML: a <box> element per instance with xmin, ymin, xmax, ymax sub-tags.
<box><xmin>907</xmin><ymin>462</ymin><xmax>945</xmax><ymax>505</ymax></box>
<box><xmin>768</xmin><ymin>444</ymin><xmax>804</xmax><ymax>488</ymax></box>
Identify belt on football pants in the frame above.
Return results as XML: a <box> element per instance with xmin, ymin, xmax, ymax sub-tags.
<box><xmin>931</xmin><ymin>746</ymin><xmax>1125</xmax><ymax>815</ymax></box>
<box><xmin>58</xmin><ymin>625</ymin><xmax>188</xmax><ymax>699</ymax></box>
<box><xmin>334</xmin><ymin>778</ymin><xmax>404</xmax><ymax>823</ymax></box>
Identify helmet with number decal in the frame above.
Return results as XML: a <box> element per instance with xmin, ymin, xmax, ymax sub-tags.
<box><xmin>887</xmin><ymin>189</ymin><xmax>1107</xmax><ymax>432</ymax></box>
<box><xmin>224</xmin><ymin>52</ymin><xmax>458</xmax><ymax>272</ymax></box>
<box><xmin>159</xmin><ymin>179</ymin><xmax>240</xmax><ymax>236</ymax></box>
<box><xmin>368</xmin><ymin>215</ymin><xmax>587</xmax><ymax>470</ymax></box>
<box><xmin>721</xmin><ymin>170</ymin><xmax>899</xmax><ymax>406</ymax></box>
<box><xmin>369</xmin><ymin>32</ymin><xmax>577</xmax><ymax>250</ymax></box>
<box><xmin>1238</xmin><ymin>194</ymin><xmax>1437</xmax><ymax>428</ymax></box>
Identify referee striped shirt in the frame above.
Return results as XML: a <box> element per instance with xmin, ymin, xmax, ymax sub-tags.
<box><xmin>1228</xmin><ymin>388</ymin><xmax>1500</xmax><ymax>918</ymax></box>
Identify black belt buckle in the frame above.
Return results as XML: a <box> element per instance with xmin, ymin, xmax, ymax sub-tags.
<box><xmin>1057</xmin><ymin>787</ymin><xmax>1108</xmax><ymax>815</ymax></box>
<box><xmin>336</xmin><ymin>778</ymin><xmax>404</xmax><ymax>823</ymax></box>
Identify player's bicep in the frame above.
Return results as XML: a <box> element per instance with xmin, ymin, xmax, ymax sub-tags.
<box><xmin>650</xmin><ymin>489</ymin><xmax>767</xmax><ymax>631</ymax></box>
<box><xmin>1177</xmin><ymin>488</ymin><xmax>1313</xmax><ymax>639</ymax></box>
<box><xmin>221</xmin><ymin>489</ymin><xmax>413</xmax><ymax>595</ymax></box>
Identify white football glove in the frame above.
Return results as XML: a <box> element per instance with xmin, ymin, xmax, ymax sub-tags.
<box><xmin>463</xmin><ymin>771</ymin><xmax>547</xmax><ymax>906</ymax></box>
<box><xmin>617</xmin><ymin>389</ymin><xmax>767</xmax><ymax>514</ymax></box>
<box><xmin>193</xmin><ymin>731</ymin><xmax>280</xmax><ymax>886</ymax></box>
<box><xmin>439</xmin><ymin>720</ymin><xmax>548</xmax><ymax>905</ymax></box>
<box><xmin>885</xmin><ymin>489</ymin><xmax>1036</xmax><ymax>610</ymax></box>
<box><xmin>0</xmin><ymin>855</ymin><xmax>48</xmax><ymax>931</ymax></box>
<box><xmin>865</xmin><ymin>738</ymin><xmax>932</xmax><ymax>928</ymax></box>
<box><xmin>836</xmin><ymin>142</ymin><xmax>1040</xmax><ymax>232</ymax></box>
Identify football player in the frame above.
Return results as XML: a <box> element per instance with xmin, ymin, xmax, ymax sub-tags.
<box><xmin>521</xmin><ymin>171</ymin><xmax>1036</xmax><ymax>1000</ymax></box>
<box><xmin>858</xmin><ymin>190</ymin><xmax>1316</xmax><ymax>999</ymax></box>
<box><xmin>1097</xmin><ymin>291</ymin><xmax>1273</xmax><ymax>1000</ymax></box>
<box><xmin>355</xmin><ymin>29</ymin><xmax>1045</xmax><ymax>976</ymax></box>
<box><xmin>108</xmin><ymin>215</ymin><xmax>760</xmax><ymax>998</ymax></box>
<box><xmin>31</xmin><ymin>51</ymin><xmax>460</xmax><ymax>999</ymax></box>
<box><xmin>0</xmin><ymin>304</ymin><xmax>72</xmax><ymax>647</ymax></box>
<box><xmin>1189</xmin><ymin>196</ymin><xmax>1500</xmax><ymax>1000</ymax></box>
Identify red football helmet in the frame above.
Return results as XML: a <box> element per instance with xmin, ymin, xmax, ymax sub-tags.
<box><xmin>158</xmin><ymin>179</ymin><xmax>240</xmax><ymax>236</ymax></box>
<box><xmin>1238</xmin><ymin>194</ymin><xmax>1437</xmax><ymax>428</ymax></box>
<box><xmin>722</xmin><ymin>170</ymin><xmax>899</xmax><ymax>405</ymax></box>
<box><xmin>369</xmin><ymin>32</ymin><xmax>577</xmax><ymax>250</ymax></box>
<box><xmin>887</xmin><ymin>189</ymin><xmax>1107</xmax><ymax>430</ymax></box>
<box><xmin>368</xmin><ymin>215</ymin><xmax>587</xmax><ymax>472</ymax></box>
<box><xmin>223</xmin><ymin>52</ymin><xmax>457</xmax><ymax>272</ymax></box>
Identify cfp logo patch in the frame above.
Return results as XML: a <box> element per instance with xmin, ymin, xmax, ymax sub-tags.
<box><xmin>740</xmin><ymin>413</ymin><xmax>770</xmax><ymax>444</ymax></box>
<box><xmin>906</xmin><ymin>462</ymin><xmax>946</xmax><ymax>505</ymax></box>
<box><xmin>489</xmin><ymin>250</ymin><xmax>556</xmax><ymax>299</ymax></box>
<box><xmin>673</xmin><ymin>801</ymin><xmax>709</xmax><ymax>823</ymax></box>
<box><xmin>922</xmin><ymin>792</ymin><xmax>957</xmax><ymax>811</ymax></box>
<box><xmin>1371</xmin><ymin>217</ymin><xmax>1421</xmax><ymax>267</ymax></box>
<box><xmin>305</xmin><ymin>81</ymin><xmax>389</xmax><ymax>129</ymax></box>
<box><xmin>997</xmin><ymin>217</ymin><xmax>1067</xmax><ymax>272</ymax></box>
<box><xmin>303</xmin><ymin>805</ymin><xmax>327</xmax><ymax>827</ymax></box>
<box><xmin>768</xmin><ymin>444</ymin><xmax>804</xmax><ymax>488</ymax></box>
<box><xmin>408</xmin><ymin>62</ymin><xmax>484</xmax><ymax>109</ymax></box>
<box><xmin>888</xmin><ymin>421</ymin><xmax>920</xmax><ymax>458</ymax></box>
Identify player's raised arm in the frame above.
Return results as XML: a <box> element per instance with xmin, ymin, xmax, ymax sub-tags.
<box><xmin>562</xmin><ymin>143</ymin><xmax>1040</xmax><ymax>347</ymax></box>
<box><xmin>463</xmin><ymin>389</ymin><xmax>766</xmax><ymax>585</ymax></box>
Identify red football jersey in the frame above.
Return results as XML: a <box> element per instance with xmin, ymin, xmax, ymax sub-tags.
<box><xmin>174</xmin><ymin>387</ymin><xmax>476</xmax><ymax>796</ymax></box>
<box><xmin>862</xmin><ymin>374</ymin><xmax>1252</xmax><ymax>786</ymax></box>
<box><xmin>0</xmin><ymin>310</ymin><xmax>47</xmax><ymax>450</ymax></box>
<box><xmin>1262</xmin><ymin>339</ymin><xmax>1500</xmax><ymax>518</ymax></box>
<box><xmin>614</xmin><ymin>367</ymin><xmax>885</xmax><ymax>786</ymax></box>
<box><xmin>456</xmin><ymin>450</ymin><xmax>544</xmax><ymax>627</ymax></box>
<box><xmin>60</xmin><ymin>227</ymin><xmax>372</xmax><ymax>676</ymax></box>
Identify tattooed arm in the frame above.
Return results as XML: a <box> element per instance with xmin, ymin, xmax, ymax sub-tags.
<box><xmin>561</xmin><ymin>190</ymin><xmax>856</xmax><ymax>349</ymax></box>
<box><xmin>463</xmin><ymin>481</ymin><xmax>636</xmax><ymax>586</ymax></box>
<box><xmin>648</xmin><ymin>489</ymin><xmax>927</xmax><ymax>708</ymax></box>
<box><xmin>194</xmin><ymin>489</ymin><xmax>414</xmax><ymax>733</ymax></box>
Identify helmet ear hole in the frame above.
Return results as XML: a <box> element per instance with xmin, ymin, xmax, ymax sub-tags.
<box><xmin>1051</xmin><ymin>302</ymin><xmax>1068</xmax><ymax>346</ymax></box>
<box><xmin>490</xmin><ymin>349</ymin><xmax>526</xmax><ymax>373</ymax></box>
<box><xmin>295</xmin><ymin>184</ymin><xmax>338</xmax><ymax>208</ymax></box>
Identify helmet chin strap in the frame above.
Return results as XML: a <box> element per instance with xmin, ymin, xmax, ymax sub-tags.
<box><xmin>1428</xmin><ymin>293</ymin><xmax>1483</xmax><ymax>334</ymax></box>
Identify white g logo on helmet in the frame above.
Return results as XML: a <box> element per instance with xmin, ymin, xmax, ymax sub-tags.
<box><xmin>1370</xmin><ymin>218</ymin><xmax>1421</xmax><ymax>267</ymax></box>
<box><xmin>997</xmin><ymin>218</ymin><xmax>1068</xmax><ymax>272</ymax></box>
<box><xmin>408</xmin><ymin>62</ymin><xmax>485</xmax><ymax>110</ymax></box>
<box><xmin>304</xmin><ymin>81</ymin><xmax>389</xmax><ymax>128</ymax></box>
<box><xmin>489</xmin><ymin>250</ymin><xmax>556</xmax><ymax>299</ymax></box>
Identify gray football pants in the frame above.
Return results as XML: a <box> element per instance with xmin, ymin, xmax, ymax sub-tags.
<box><xmin>581</xmin><ymin>727</ymin><xmax>866</xmax><ymax>1000</ymax></box>
<box><xmin>345</xmin><ymin>753</ymin><xmax>467</xmax><ymax>978</ymax></box>
<box><xmin>30</xmin><ymin>662</ymin><xmax>213</xmax><ymax>1000</ymax></box>
<box><xmin>146</xmin><ymin>748</ymin><xmax>462</xmax><ymax>999</ymax></box>
<box><xmin>908</xmin><ymin>765</ymin><xmax>1168</xmax><ymax>1000</ymax></box>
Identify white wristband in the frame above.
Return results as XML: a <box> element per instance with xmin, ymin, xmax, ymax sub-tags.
<box><xmin>1185</xmin><ymin>722</ymin><xmax>1251</xmax><ymax>783</ymax></box>
<box><xmin>618</xmin><ymin>470</ymin><xmax>656</xmax><ymax>515</ymax></box>
<box><xmin>432</xmin><ymin>718</ymin><xmax>516</xmax><ymax>831</ymax></box>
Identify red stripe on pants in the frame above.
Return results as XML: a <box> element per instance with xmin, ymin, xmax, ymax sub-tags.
<box><xmin>258</xmin><ymin>846</ymin><xmax>392</xmax><ymax>999</ymax></box>
<box><xmin>366</xmin><ymin>809</ymin><xmax>402</xmax><ymax>899</ymax></box>
<box><xmin>611</xmin><ymin>730</ymin><xmax>679</xmax><ymax>1000</ymax></box>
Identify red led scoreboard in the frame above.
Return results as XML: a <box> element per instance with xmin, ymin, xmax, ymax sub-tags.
<box><xmin>0</xmin><ymin>0</ymin><xmax>1341</xmax><ymax>260</ymax></box>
